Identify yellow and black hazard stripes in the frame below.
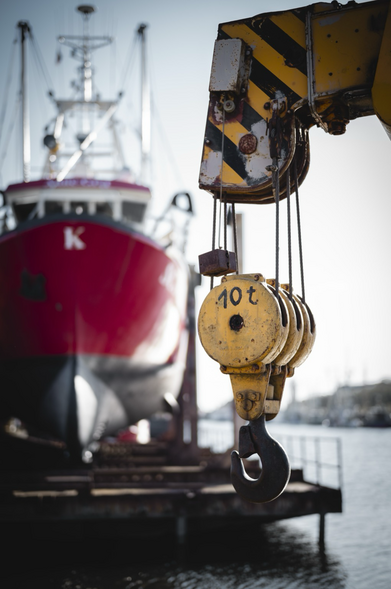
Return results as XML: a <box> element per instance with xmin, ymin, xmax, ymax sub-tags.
<box><xmin>250</xmin><ymin>17</ymin><xmax>307</xmax><ymax>76</ymax></box>
<box><xmin>249</xmin><ymin>58</ymin><xmax>303</xmax><ymax>109</ymax></box>
<box><xmin>200</xmin><ymin>9</ymin><xmax>309</xmax><ymax>196</ymax></box>
<box><xmin>241</xmin><ymin>101</ymin><xmax>264</xmax><ymax>133</ymax></box>
<box><xmin>219</xmin><ymin>14</ymin><xmax>308</xmax><ymax>108</ymax></box>
<box><xmin>204</xmin><ymin>119</ymin><xmax>248</xmax><ymax>183</ymax></box>
<box><xmin>268</xmin><ymin>9</ymin><xmax>307</xmax><ymax>46</ymax></box>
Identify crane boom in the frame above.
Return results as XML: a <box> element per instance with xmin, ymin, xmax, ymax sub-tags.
<box><xmin>199</xmin><ymin>0</ymin><xmax>391</xmax><ymax>203</ymax></box>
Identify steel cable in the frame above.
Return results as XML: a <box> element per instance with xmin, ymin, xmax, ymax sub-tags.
<box><xmin>210</xmin><ymin>195</ymin><xmax>218</xmax><ymax>290</ymax></box>
<box><xmin>274</xmin><ymin>158</ymin><xmax>280</xmax><ymax>300</ymax></box>
<box><xmin>294</xmin><ymin>156</ymin><xmax>306</xmax><ymax>303</ymax></box>
<box><xmin>0</xmin><ymin>35</ymin><xmax>18</xmax><ymax>149</ymax></box>
<box><xmin>286</xmin><ymin>166</ymin><xmax>293</xmax><ymax>300</ymax></box>
<box><xmin>232</xmin><ymin>203</ymin><xmax>239</xmax><ymax>274</ymax></box>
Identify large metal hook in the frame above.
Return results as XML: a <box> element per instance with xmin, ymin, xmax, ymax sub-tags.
<box><xmin>230</xmin><ymin>414</ymin><xmax>291</xmax><ymax>503</ymax></box>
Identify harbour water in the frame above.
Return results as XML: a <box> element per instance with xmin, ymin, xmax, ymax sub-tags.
<box><xmin>2</xmin><ymin>422</ymin><xmax>390</xmax><ymax>588</ymax></box>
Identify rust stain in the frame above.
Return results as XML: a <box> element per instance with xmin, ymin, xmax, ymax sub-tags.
<box><xmin>239</xmin><ymin>133</ymin><xmax>258</xmax><ymax>154</ymax></box>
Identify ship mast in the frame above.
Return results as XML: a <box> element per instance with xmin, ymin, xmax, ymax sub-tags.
<box><xmin>138</xmin><ymin>24</ymin><xmax>151</xmax><ymax>184</ymax></box>
<box><xmin>42</xmin><ymin>5</ymin><xmax>150</xmax><ymax>183</ymax></box>
<box><xmin>80</xmin><ymin>5</ymin><xmax>94</xmax><ymax>103</ymax></box>
<box><xmin>18</xmin><ymin>21</ymin><xmax>31</xmax><ymax>183</ymax></box>
<box><xmin>55</xmin><ymin>5</ymin><xmax>114</xmax><ymax>181</ymax></box>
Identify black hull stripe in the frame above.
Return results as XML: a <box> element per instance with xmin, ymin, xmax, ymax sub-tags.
<box><xmin>249</xmin><ymin>18</ymin><xmax>307</xmax><ymax>77</ymax></box>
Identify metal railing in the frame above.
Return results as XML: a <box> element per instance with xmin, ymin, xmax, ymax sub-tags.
<box><xmin>198</xmin><ymin>420</ymin><xmax>343</xmax><ymax>490</ymax></box>
<box><xmin>275</xmin><ymin>433</ymin><xmax>343</xmax><ymax>490</ymax></box>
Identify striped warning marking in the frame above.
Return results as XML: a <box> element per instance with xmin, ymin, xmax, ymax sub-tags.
<box><xmin>200</xmin><ymin>10</ymin><xmax>309</xmax><ymax>195</ymax></box>
<box><xmin>204</xmin><ymin>120</ymin><xmax>247</xmax><ymax>183</ymax></box>
<box><xmin>248</xmin><ymin>18</ymin><xmax>307</xmax><ymax>76</ymax></box>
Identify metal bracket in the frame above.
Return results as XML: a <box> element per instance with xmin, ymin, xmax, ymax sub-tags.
<box><xmin>305</xmin><ymin>10</ymin><xmax>328</xmax><ymax>132</ymax></box>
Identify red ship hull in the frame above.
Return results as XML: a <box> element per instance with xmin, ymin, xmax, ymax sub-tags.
<box><xmin>0</xmin><ymin>214</ymin><xmax>189</xmax><ymax>456</ymax></box>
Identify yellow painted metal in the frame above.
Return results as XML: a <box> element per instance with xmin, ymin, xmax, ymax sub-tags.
<box><xmin>288</xmin><ymin>294</ymin><xmax>316</xmax><ymax>370</ymax></box>
<box><xmin>221</xmin><ymin>363</ymin><xmax>272</xmax><ymax>421</ymax></box>
<box><xmin>247</xmin><ymin>80</ymin><xmax>275</xmax><ymax>124</ymax></box>
<box><xmin>199</xmin><ymin>10</ymin><xmax>304</xmax><ymax>198</ymax></box>
<box><xmin>266</xmin><ymin>365</ymin><xmax>289</xmax><ymax>421</ymax></box>
<box><xmin>221</xmin><ymin>161</ymin><xmax>246</xmax><ymax>187</ymax></box>
<box><xmin>199</xmin><ymin>0</ymin><xmax>390</xmax><ymax>199</ymax></box>
<box><xmin>213</xmin><ymin>116</ymin><xmax>249</xmax><ymax>146</ymax></box>
<box><xmin>221</xmin><ymin>22</ymin><xmax>308</xmax><ymax>102</ymax></box>
<box><xmin>261</xmin><ymin>281</ymin><xmax>304</xmax><ymax>421</ymax></box>
<box><xmin>267</xmin><ymin>282</ymin><xmax>304</xmax><ymax>366</ymax></box>
<box><xmin>256</xmin><ymin>282</ymin><xmax>315</xmax><ymax>420</ymax></box>
<box><xmin>372</xmin><ymin>0</ymin><xmax>391</xmax><ymax>139</ymax></box>
<box><xmin>198</xmin><ymin>273</ymin><xmax>291</xmax><ymax>421</ymax></box>
<box><xmin>270</xmin><ymin>12</ymin><xmax>306</xmax><ymax>49</ymax></box>
<box><xmin>197</xmin><ymin>273</ymin><xmax>288</xmax><ymax>368</ymax></box>
<box><xmin>312</xmin><ymin>2</ymin><xmax>386</xmax><ymax>97</ymax></box>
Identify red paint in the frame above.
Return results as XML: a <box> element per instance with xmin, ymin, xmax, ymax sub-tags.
<box><xmin>0</xmin><ymin>218</ymin><xmax>187</xmax><ymax>362</ymax></box>
<box><xmin>6</xmin><ymin>177</ymin><xmax>151</xmax><ymax>194</ymax></box>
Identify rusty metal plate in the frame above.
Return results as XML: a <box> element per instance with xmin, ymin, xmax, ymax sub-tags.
<box><xmin>198</xmin><ymin>249</ymin><xmax>237</xmax><ymax>277</ymax></box>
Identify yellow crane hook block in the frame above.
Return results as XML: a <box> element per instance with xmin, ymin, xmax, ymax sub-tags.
<box><xmin>263</xmin><ymin>281</ymin><xmax>305</xmax><ymax>420</ymax></box>
<box><xmin>198</xmin><ymin>273</ymin><xmax>289</xmax><ymax>420</ymax></box>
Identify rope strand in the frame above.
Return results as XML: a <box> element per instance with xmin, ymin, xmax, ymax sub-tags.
<box><xmin>210</xmin><ymin>195</ymin><xmax>217</xmax><ymax>290</ymax></box>
<box><xmin>273</xmin><ymin>158</ymin><xmax>280</xmax><ymax>300</ymax></box>
<box><xmin>217</xmin><ymin>100</ymin><xmax>226</xmax><ymax>249</ymax></box>
<box><xmin>294</xmin><ymin>156</ymin><xmax>306</xmax><ymax>303</ymax></box>
<box><xmin>232</xmin><ymin>203</ymin><xmax>239</xmax><ymax>274</ymax></box>
<box><xmin>286</xmin><ymin>167</ymin><xmax>293</xmax><ymax>299</ymax></box>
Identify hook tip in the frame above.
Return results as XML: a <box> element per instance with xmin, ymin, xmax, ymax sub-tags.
<box><xmin>230</xmin><ymin>416</ymin><xmax>291</xmax><ymax>504</ymax></box>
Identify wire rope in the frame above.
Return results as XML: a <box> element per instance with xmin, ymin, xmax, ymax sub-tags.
<box><xmin>217</xmin><ymin>98</ymin><xmax>226</xmax><ymax>249</ymax></box>
<box><xmin>0</xmin><ymin>35</ymin><xmax>18</xmax><ymax>148</ymax></box>
<box><xmin>232</xmin><ymin>202</ymin><xmax>239</xmax><ymax>274</ymax></box>
<box><xmin>30</xmin><ymin>45</ymin><xmax>48</xmax><ymax>123</ymax></box>
<box><xmin>286</xmin><ymin>166</ymin><xmax>293</xmax><ymax>299</ymax></box>
<box><xmin>118</xmin><ymin>33</ymin><xmax>138</xmax><ymax>96</ymax></box>
<box><xmin>0</xmin><ymin>96</ymin><xmax>21</xmax><ymax>180</ymax></box>
<box><xmin>294</xmin><ymin>155</ymin><xmax>306</xmax><ymax>303</ymax></box>
<box><xmin>210</xmin><ymin>195</ymin><xmax>218</xmax><ymax>290</ymax></box>
<box><xmin>29</xmin><ymin>32</ymin><xmax>56</xmax><ymax>101</ymax></box>
<box><xmin>150</xmin><ymin>95</ymin><xmax>185</xmax><ymax>189</ymax></box>
<box><xmin>273</xmin><ymin>158</ymin><xmax>280</xmax><ymax>300</ymax></box>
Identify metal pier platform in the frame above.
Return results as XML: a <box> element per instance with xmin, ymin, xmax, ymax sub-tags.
<box><xmin>0</xmin><ymin>442</ymin><xmax>342</xmax><ymax>545</ymax></box>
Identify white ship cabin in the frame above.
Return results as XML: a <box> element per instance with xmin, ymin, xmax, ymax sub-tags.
<box><xmin>6</xmin><ymin>178</ymin><xmax>151</xmax><ymax>230</ymax></box>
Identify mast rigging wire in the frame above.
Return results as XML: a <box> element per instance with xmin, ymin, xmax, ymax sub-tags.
<box><xmin>0</xmin><ymin>94</ymin><xmax>21</xmax><ymax>184</ymax></box>
<box><xmin>0</xmin><ymin>34</ymin><xmax>18</xmax><ymax>149</ymax></box>
<box><xmin>29</xmin><ymin>32</ymin><xmax>56</xmax><ymax>103</ymax></box>
<box><xmin>118</xmin><ymin>32</ymin><xmax>138</xmax><ymax>97</ymax></box>
<box><xmin>150</xmin><ymin>96</ymin><xmax>185</xmax><ymax>189</ymax></box>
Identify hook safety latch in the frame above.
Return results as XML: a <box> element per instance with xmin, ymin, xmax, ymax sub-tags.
<box><xmin>230</xmin><ymin>414</ymin><xmax>291</xmax><ymax>503</ymax></box>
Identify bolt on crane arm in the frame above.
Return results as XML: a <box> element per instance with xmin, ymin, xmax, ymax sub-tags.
<box><xmin>199</xmin><ymin>0</ymin><xmax>391</xmax><ymax>203</ymax></box>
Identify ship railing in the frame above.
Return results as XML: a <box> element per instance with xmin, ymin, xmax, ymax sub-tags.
<box><xmin>197</xmin><ymin>419</ymin><xmax>342</xmax><ymax>491</ymax></box>
<box><xmin>198</xmin><ymin>418</ymin><xmax>234</xmax><ymax>454</ymax></box>
<box><xmin>272</xmin><ymin>432</ymin><xmax>343</xmax><ymax>491</ymax></box>
<box><xmin>148</xmin><ymin>192</ymin><xmax>193</xmax><ymax>253</ymax></box>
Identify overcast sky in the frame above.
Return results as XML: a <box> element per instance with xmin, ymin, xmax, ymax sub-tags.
<box><xmin>1</xmin><ymin>0</ymin><xmax>390</xmax><ymax>412</ymax></box>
